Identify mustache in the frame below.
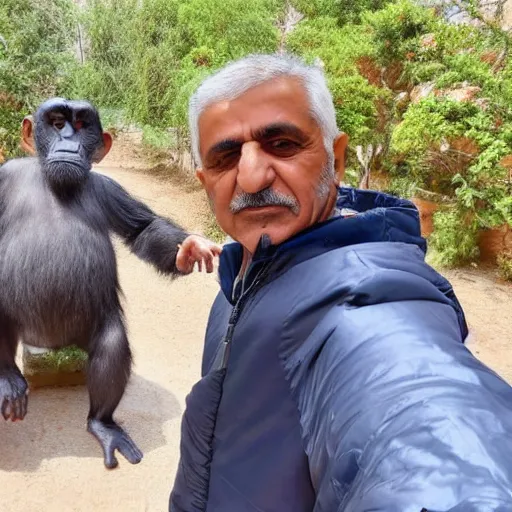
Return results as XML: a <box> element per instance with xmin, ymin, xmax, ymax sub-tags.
<box><xmin>229</xmin><ymin>188</ymin><xmax>299</xmax><ymax>215</ymax></box>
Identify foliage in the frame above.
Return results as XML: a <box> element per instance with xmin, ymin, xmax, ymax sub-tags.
<box><xmin>362</xmin><ymin>0</ymin><xmax>437</xmax><ymax>65</ymax></box>
<box><xmin>291</xmin><ymin>0</ymin><xmax>388</xmax><ymax>24</ymax></box>
<box><xmin>287</xmin><ymin>20</ymin><xmax>381</xmax><ymax>146</ymax></box>
<box><xmin>497</xmin><ymin>253</ymin><xmax>512</xmax><ymax>281</ymax></box>
<box><xmin>62</xmin><ymin>0</ymin><xmax>285</xmax><ymax>157</ymax></box>
<box><xmin>24</xmin><ymin>345</ymin><xmax>88</xmax><ymax>374</ymax></box>
<box><xmin>1</xmin><ymin>0</ymin><xmax>511</xmax><ymax>269</ymax></box>
<box><xmin>429</xmin><ymin>210</ymin><xmax>480</xmax><ymax>266</ymax></box>
<box><xmin>141</xmin><ymin>125</ymin><xmax>177</xmax><ymax>156</ymax></box>
<box><xmin>204</xmin><ymin>216</ymin><xmax>226</xmax><ymax>244</ymax></box>
<box><xmin>0</xmin><ymin>0</ymin><xmax>76</xmax><ymax>158</ymax></box>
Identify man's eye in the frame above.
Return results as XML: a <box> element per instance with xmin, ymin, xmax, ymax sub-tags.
<box><xmin>267</xmin><ymin>140</ymin><xmax>300</xmax><ymax>155</ymax></box>
<box><xmin>210</xmin><ymin>152</ymin><xmax>240</xmax><ymax>170</ymax></box>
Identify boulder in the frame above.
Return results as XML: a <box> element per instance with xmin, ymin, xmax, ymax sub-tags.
<box><xmin>478</xmin><ymin>225</ymin><xmax>512</xmax><ymax>263</ymax></box>
<box><xmin>410</xmin><ymin>82</ymin><xmax>436</xmax><ymax>103</ymax></box>
<box><xmin>438</xmin><ymin>85</ymin><xmax>482</xmax><ymax>102</ymax></box>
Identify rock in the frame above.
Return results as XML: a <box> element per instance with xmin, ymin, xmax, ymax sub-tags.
<box><xmin>440</xmin><ymin>139</ymin><xmax>450</xmax><ymax>152</ymax></box>
<box><xmin>451</xmin><ymin>136</ymin><xmax>480</xmax><ymax>155</ymax></box>
<box><xmin>382</xmin><ymin>61</ymin><xmax>404</xmax><ymax>91</ymax></box>
<box><xmin>411</xmin><ymin>197</ymin><xmax>440</xmax><ymax>238</ymax></box>
<box><xmin>410</xmin><ymin>82</ymin><xmax>436</xmax><ymax>103</ymax></box>
<box><xmin>356</xmin><ymin>56</ymin><xmax>381</xmax><ymax>86</ymax></box>
<box><xmin>474</xmin><ymin>97</ymin><xmax>490</xmax><ymax>110</ymax></box>
<box><xmin>499</xmin><ymin>154</ymin><xmax>512</xmax><ymax>169</ymax></box>
<box><xmin>395</xmin><ymin>91</ymin><xmax>410</xmax><ymax>110</ymax></box>
<box><xmin>22</xmin><ymin>344</ymin><xmax>88</xmax><ymax>389</ymax></box>
<box><xmin>478</xmin><ymin>224</ymin><xmax>512</xmax><ymax>263</ymax></box>
<box><xmin>420</xmin><ymin>33</ymin><xmax>437</xmax><ymax>48</ymax></box>
<box><xmin>500</xmin><ymin>155</ymin><xmax>512</xmax><ymax>182</ymax></box>
<box><xmin>480</xmin><ymin>50</ymin><xmax>499</xmax><ymax>65</ymax></box>
<box><xmin>504</xmin><ymin>0</ymin><xmax>512</xmax><ymax>30</ymax></box>
<box><xmin>438</xmin><ymin>85</ymin><xmax>482</xmax><ymax>102</ymax></box>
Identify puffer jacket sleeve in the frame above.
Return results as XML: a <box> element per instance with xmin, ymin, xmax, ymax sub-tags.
<box><xmin>284</xmin><ymin>283</ymin><xmax>512</xmax><ymax>511</ymax></box>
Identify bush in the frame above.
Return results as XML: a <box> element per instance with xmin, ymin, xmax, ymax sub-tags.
<box><xmin>497</xmin><ymin>253</ymin><xmax>512</xmax><ymax>281</ymax></box>
<box><xmin>292</xmin><ymin>0</ymin><xmax>389</xmax><ymax>24</ymax></box>
<box><xmin>0</xmin><ymin>0</ymin><xmax>76</xmax><ymax>158</ymax></box>
<box><xmin>429</xmin><ymin>210</ymin><xmax>480</xmax><ymax>266</ymax></box>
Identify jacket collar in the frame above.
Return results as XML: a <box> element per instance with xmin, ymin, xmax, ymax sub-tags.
<box><xmin>218</xmin><ymin>187</ymin><xmax>426</xmax><ymax>303</ymax></box>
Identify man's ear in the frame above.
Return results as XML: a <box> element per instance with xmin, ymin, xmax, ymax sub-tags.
<box><xmin>333</xmin><ymin>132</ymin><xmax>349</xmax><ymax>183</ymax></box>
<box><xmin>20</xmin><ymin>116</ymin><xmax>36</xmax><ymax>156</ymax></box>
<box><xmin>196</xmin><ymin>168</ymin><xmax>205</xmax><ymax>186</ymax></box>
<box><xmin>92</xmin><ymin>132</ymin><xmax>113</xmax><ymax>163</ymax></box>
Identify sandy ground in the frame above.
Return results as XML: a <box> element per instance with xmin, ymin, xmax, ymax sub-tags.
<box><xmin>1</xmin><ymin>132</ymin><xmax>511</xmax><ymax>511</ymax></box>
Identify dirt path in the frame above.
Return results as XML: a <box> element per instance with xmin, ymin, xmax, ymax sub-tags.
<box><xmin>1</xmin><ymin>133</ymin><xmax>511</xmax><ymax>511</ymax></box>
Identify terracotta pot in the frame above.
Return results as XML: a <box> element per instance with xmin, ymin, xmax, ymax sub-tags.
<box><xmin>411</xmin><ymin>197</ymin><xmax>440</xmax><ymax>237</ymax></box>
<box><xmin>478</xmin><ymin>224</ymin><xmax>512</xmax><ymax>263</ymax></box>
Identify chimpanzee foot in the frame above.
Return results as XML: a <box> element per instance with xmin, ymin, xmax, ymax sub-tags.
<box><xmin>0</xmin><ymin>370</ymin><xmax>29</xmax><ymax>422</ymax></box>
<box><xmin>87</xmin><ymin>418</ymin><xmax>143</xmax><ymax>469</ymax></box>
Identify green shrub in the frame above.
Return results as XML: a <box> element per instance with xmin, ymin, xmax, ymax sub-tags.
<box><xmin>429</xmin><ymin>210</ymin><xmax>480</xmax><ymax>266</ymax></box>
<box><xmin>141</xmin><ymin>125</ymin><xmax>175</xmax><ymax>151</ymax></box>
<box><xmin>0</xmin><ymin>0</ymin><xmax>76</xmax><ymax>158</ymax></box>
<box><xmin>497</xmin><ymin>254</ymin><xmax>512</xmax><ymax>281</ymax></box>
<box><xmin>292</xmin><ymin>0</ymin><xmax>389</xmax><ymax>24</ymax></box>
<box><xmin>363</xmin><ymin>0</ymin><xmax>437</xmax><ymax>64</ymax></box>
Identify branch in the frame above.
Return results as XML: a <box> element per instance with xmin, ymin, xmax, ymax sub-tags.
<box><xmin>277</xmin><ymin>2</ymin><xmax>304</xmax><ymax>53</ymax></box>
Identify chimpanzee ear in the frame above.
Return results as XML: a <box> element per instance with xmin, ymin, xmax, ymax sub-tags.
<box><xmin>92</xmin><ymin>132</ymin><xmax>113</xmax><ymax>163</ymax></box>
<box><xmin>20</xmin><ymin>116</ymin><xmax>36</xmax><ymax>156</ymax></box>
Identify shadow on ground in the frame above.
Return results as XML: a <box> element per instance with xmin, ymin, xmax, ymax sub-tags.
<box><xmin>0</xmin><ymin>374</ymin><xmax>180</xmax><ymax>472</ymax></box>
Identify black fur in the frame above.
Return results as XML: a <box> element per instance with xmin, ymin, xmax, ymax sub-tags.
<box><xmin>0</xmin><ymin>99</ymin><xmax>190</xmax><ymax>468</ymax></box>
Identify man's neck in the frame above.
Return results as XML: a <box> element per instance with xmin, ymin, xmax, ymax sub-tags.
<box><xmin>240</xmin><ymin>248</ymin><xmax>252</xmax><ymax>276</ymax></box>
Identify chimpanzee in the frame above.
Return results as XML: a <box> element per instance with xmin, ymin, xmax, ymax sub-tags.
<box><xmin>0</xmin><ymin>97</ymin><xmax>222</xmax><ymax>469</ymax></box>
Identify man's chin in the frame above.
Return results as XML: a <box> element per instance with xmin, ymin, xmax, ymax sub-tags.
<box><xmin>235</xmin><ymin>227</ymin><xmax>295</xmax><ymax>254</ymax></box>
<box><xmin>227</xmin><ymin>211</ymin><xmax>301</xmax><ymax>253</ymax></box>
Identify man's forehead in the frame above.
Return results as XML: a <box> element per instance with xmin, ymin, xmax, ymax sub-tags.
<box><xmin>197</xmin><ymin>76</ymin><xmax>316</xmax><ymax>149</ymax></box>
<box><xmin>201</xmin><ymin>75</ymin><xmax>308</xmax><ymax>116</ymax></box>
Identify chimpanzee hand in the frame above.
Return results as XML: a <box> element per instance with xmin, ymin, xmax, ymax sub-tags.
<box><xmin>87</xmin><ymin>418</ymin><xmax>143</xmax><ymax>469</ymax></box>
<box><xmin>0</xmin><ymin>368</ymin><xmax>29</xmax><ymax>422</ymax></box>
<box><xmin>176</xmin><ymin>234</ymin><xmax>223</xmax><ymax>274</ymax></box>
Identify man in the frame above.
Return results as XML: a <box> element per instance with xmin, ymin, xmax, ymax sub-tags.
<box><xmin>170</xmin><ymin>53</ymin><xmax>512</xmax><ymax>511</ymax></box>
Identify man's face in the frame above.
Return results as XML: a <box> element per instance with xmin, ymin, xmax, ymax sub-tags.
<box><xmin>196</xmin><ymin>76</ymin><xmax>347</xmax><ymax>253</ymax></box>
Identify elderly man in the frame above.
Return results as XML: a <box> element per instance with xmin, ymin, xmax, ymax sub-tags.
<box><xmin>169</xmin><ymin>53</ymin><xmax>512</xmax><ymax>512</ymax></box>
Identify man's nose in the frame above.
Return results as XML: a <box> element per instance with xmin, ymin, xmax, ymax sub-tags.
<box><xmin>236</xmin><ymin>141</ymin><xmax>275</xmax><ymax>193</ymax></box>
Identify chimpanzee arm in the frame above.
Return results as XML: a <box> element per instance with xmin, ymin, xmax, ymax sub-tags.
<box><xmin>92</xmin><ymin>173</ymin><xmax>190</xmax><ymax>276</ymax></box>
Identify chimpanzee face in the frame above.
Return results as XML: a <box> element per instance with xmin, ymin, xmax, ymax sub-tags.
<box><xmin>34</xmin><ymin>98</ymin><xmax>106</xmax><ymax>191</ymax></box>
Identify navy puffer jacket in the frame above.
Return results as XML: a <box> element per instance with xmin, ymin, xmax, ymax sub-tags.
<box><xmin>170</xmin><ymin>188</ymin><xmax>512</xmax><ymax>512</ymax></box>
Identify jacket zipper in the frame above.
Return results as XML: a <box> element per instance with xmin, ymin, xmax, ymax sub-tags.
<box><xmin>213</xmin><ymin>262</ymin><xmax>273</xmax><ymax>371</ymax></box>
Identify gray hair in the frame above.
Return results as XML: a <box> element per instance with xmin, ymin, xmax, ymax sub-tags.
<box><xmin>188</xmin><ymin>53</ymin><xmax>339</xmax><ymax>168</ymax></box>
